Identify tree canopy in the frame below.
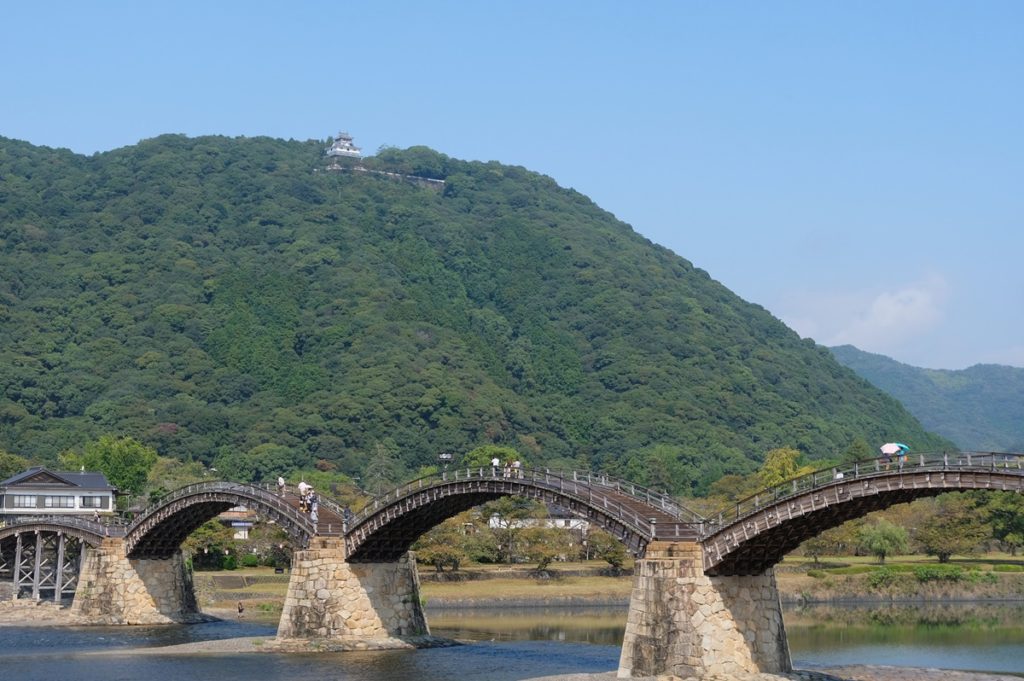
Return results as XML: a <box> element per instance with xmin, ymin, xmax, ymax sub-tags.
<box><xmin>59</xmin><ymin>435</ymin><xmax>157</xmax><ymax>495</ymax></box>
<box><xmin>0</xmin><ymin>135</ymin><xmax>949</xmax><ymax>495</ymax></box>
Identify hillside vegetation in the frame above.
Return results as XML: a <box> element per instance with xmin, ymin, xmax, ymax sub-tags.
<box><xmin>0</xmin><ymin>134</ymin><xmax>946</xmax><ymax>495</ymax></box>
<box><xmin>831</xmin><ymin>345</ymin><xmax>1024</xmax><ymax>452</ymax></box>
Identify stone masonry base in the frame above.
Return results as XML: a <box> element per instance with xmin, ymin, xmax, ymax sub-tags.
<box><xmin>618</xmin><ymin>541</ymin><xmax>791</xmax><ymax>679</ymax></box>
<box><xmin>277</xmin><ymin>540</ymin><xmax>428</xmax><ymax>640</ymax></box>
<box><xmin>69</xmin><ymin>540</ymin><xmax>198</xmax><ymax>625</ymax></box>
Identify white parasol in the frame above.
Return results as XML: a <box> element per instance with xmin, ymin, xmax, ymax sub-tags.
<box><xmin>879</xmin><ymin>442</ymin><xmax>902</xmax><ymax>455</ymax></box>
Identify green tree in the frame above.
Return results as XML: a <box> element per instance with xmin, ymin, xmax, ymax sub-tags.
<box><xmin>413</xmin><ymin>518</ymin><xmax>469</xmax><ymax>572</ymax></box>
<box><xmin>804</xmin><ymin>522</ymin><xmax>863</xmax><ymax>557</ymax></box>
<box><xmin>757</xmin><ymin>447</ymin><xmax>814</xmax><ymax>489</ymax></box>
<box><xmin>60</xmin><ymin>435</ymin><xmax>158</xmax><ymax>496</ymax></box>
<box><xmin>587</xmin><ymin>529</ymin><xmax>628</xmax><ymax>571</ymax></box>
<box><xmin>147</xmin><ymin>456</ymin><xmax>207</xmax><ymax>494</ymax></box>
<box><xmin>707</xmin><ymin>474</ymin><xmax>760</xmax><ymax>504</ymax></box>
<box><xmin>0</xmin><ymin>450</ymin><xmax>30</xmax><ymax>479</ymax></box>
<box><xmin>363</xmin><ymin>442</ymin><xmax>401</xmax><ymax>497</ymax></box>
<box><xmin>623</xmin><ymin>444</ymin><xmax>694</xmax><ymax>495</ymax></box>
<box><xmin>485</xmin><ymin>496</ymin><xmax>539</xmax><ymax>564</ymax></box>
<box><xmin>800</xmin><ymin>536</ymin><xmax>830</xmax><ymax>566</ymax></box>
<box><xmin>916</xmin><ymin>493</ymin><xmax>990</xmax><ymax>563</ymax></box>
<box><xmin>182</xmin><ymin>519</ymin><xmax>236</xmax><ymax>570</ymax></box>
<box><xmin>521</xmin><ymin>525</ymin><xmax>575</xmax><ymax>572</ymax></box>
<box><xmin>858</xmin><ymin>519</ymin><xmax>909</xmax><ymax>564</ymax></box>
<box><xmin>981</xmin><ymin>491</ymin><xmax>1024</xmax><ymax>556</ymax></box>
<box><xmin>462</xmin><ymin>444</ymin><xmax>522</xmax><ymax>469</ymax></box>
<box><xmin>214</xmin><ymin>443</ymin><xmax>296</xmax><ymax>483</ymax></box>
<box><xmin>839</xmin><ymin>437</ymin><xmax>874</xmax><ymax>464</ymax></box>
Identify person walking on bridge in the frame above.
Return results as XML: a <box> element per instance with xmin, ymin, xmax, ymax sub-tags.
<box><xmin>879</xmin><ymin>442</ymin><xmax>909</xmax><ymax>471</ymax></box>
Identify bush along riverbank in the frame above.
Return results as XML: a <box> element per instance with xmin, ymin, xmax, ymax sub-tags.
<box><xmin>776</xmin><ymin>561</ymin><xmax>1024</xmax><ymax>604</ymax></box>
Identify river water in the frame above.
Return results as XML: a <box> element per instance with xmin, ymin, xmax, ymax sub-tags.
<box><xmin>2</xmin><ymin>603</ymin><xmax>1024</xmax><ymax>680</ymax></box>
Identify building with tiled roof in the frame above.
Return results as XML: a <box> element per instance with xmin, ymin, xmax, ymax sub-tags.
<box><xmin>0</xmin><ymin>467</ymin><xmax>117</xmax><ymax>516</ymax></box>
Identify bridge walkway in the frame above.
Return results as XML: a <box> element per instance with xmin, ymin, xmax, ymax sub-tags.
<box><xmin>274</xmin><ymin>488</ymin><xmax>345</xmax><ymax>537</ymax></box>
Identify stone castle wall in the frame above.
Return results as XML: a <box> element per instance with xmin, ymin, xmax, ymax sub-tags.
<box><xmin>278</xmin><ymin>540</ymin><xmax>428</xmax><ymax>640</ymax></box>
<box><xmin>618</xmin><ymin>541</ymin><xmax>791</xmax><ymax>678</ymax></box>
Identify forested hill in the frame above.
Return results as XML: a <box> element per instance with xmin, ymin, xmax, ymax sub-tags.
<box><xmin>831</xmin><ymin>345</ymin><xmax>1024</xmax><ymax>452</ymax></box>
<box><xmin>0</xmin><ymin>134</ymin><xmax>945</xmax><ymax>495</ymax></box>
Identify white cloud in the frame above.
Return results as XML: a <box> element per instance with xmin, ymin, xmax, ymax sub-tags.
<box><xmin>780</xmin><ymin>275</ymin><xmax>949</xmax><ymax>358</ymax></box>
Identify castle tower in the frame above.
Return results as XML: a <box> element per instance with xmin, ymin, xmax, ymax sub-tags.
<box><xmin>325</xmin><ymin>131</ymin><xmax>362</xmax><ymax>170</ymax></box>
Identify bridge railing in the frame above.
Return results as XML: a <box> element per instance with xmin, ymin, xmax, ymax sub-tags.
<box><xmin>540</xmin><ymin>469</ymin><xmax>706</xmax><ymax>524</ymax></box>
<box><xmin>346</xmin><ymin>466</ymin><xmax>704</xmax><ymax>539</ymax></box>
<box><xmin>125</xmin><ymin>480</ymin><xmax>312</xmax><ymax>535</ymax></box>
<box><xmin>703</xmin><ymin>450</ymin><xmax>1024</xmax><ymax>536</ymax></box>
<box><xmin>0</xmin><ymin>514</ymin><xmax>126</xmax><ymax>538</ymax></box>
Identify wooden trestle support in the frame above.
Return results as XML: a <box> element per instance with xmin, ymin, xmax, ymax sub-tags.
<box><xmin>5</xmin><ymin>531</ymin><xmax>83</xmax><ymax>601</ymax></box>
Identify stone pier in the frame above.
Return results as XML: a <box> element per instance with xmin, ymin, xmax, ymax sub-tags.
<box><xmin>618</xmin><ymin>541</ymin><xmax>791</xmax><ymax>679</ymax></box>
<box><xmin>277</xmin><ymin>538</ymin><xmax>428</xmax><ymax>640</ymax></box>
<box><xmin>69</xmin><ymin>539</ymin><xmax>198</xmax><ymax>624</ymax></box>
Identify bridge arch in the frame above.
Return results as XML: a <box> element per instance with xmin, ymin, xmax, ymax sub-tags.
<box><xmin>701</xmin><ymin>451</ymin><xmax>1024</xmax><ymax>575</ymax></box>
<box><xmin>0</xmin><ymin>517</ymin><xmax>110</xmax><ymax>548</ymax></box>
<box><xmin>124</xmin><ymin>481</ymin><xmax>319</xmax><ymax>558</ymax></box>
<box><xmin>344</xmin><ymin>468</ymin><xmax>702</xmax><ymax>562</ymax></box>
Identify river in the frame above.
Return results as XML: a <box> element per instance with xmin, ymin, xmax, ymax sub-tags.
<box><xmin>2</xmin><ymin>603</ymin><xmax>1023</xmax><ymax>680</ymax></box>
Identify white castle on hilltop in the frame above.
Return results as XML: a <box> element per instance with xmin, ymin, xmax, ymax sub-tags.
<box><xmin>326</xmin><ymin>131</ymin><xmax>362</xmax><ymax>160</ymax></box>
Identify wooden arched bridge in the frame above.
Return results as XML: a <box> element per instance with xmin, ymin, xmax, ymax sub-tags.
<box><xmin>4</xmin><ymin>451</ymin><xmax>1023</xmax><ymax>580</ymax></box>
<box><xmin>2</xmin><ymin>450</ymin><xmax>1022</xmax><ymax>678</ymax></box>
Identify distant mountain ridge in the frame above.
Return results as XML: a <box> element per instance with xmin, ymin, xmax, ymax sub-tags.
<box><xmin>0</xmin><ymin>134</ymin><xmax>946</xmax><ymax>494</ymax></box>
<box><xmin>830</xmin><ymin>345</ymin><xmax>1024</xmax><ymax>451</ymax></box>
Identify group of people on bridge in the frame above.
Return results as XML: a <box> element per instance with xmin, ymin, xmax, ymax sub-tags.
<box><xmin>278</xmin><ymin>476</ymin><xmax>319</xmax><ymax>528</ymax></box>
<box><xmin>492</xmin><ymin>455</ymin><xmax>523</xmax><ymax>479</ymax></box>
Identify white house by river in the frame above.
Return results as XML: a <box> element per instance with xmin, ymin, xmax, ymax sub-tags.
<box><xmin>0</xmin><ymin>467</ymin><xmax>116</xmax><ymax>517</ymax></box>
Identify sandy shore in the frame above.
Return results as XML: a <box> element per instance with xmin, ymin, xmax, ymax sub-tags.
<box><xmin>68</xmin><ymin>634</ymin><xmax>1024</xmax><ymax>681</ymax></box>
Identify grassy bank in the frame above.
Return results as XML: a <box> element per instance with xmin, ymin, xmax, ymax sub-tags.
<box><xmin>775</xmin><ymin>553</ymin><xmax>1024</xmax><ymax>603</ymax></box>
<box><xmin>193</xmin><ymin>553</ymin><xmax>1024</xmax><ymax>614</ymax></box>
<box><xmin>193</xmin><ymin>563</ymin><xmax>634</xmax><ymax>614</ymax></box>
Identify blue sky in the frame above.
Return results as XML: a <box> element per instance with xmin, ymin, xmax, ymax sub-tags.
<box><xmin>2</xmin><ymin>2</ymin><xmax>1021</xmax><ymax>369</ymax></box>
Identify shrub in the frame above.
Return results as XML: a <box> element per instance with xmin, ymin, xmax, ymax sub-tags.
<box><xmin>867</xmin><ymin>567</ymin><xmax>901</xmax><ymax>589</ymax></box>
<box><xmin>913</xmin><ymin>565</ymin><xmax>966</xmax><ymax>583</ymax></box>
<box><xmin>806</xmin><ymin>569</ymin><xmax>826</xmax><ymax>579</ymax></box>
<box><xmin>241</xmin><ymin>554</ymin><xmax>260</xmax><ymax>568</ymax></box>
<box><xmin>971</xmin><ymin>571</ymin><xmax>998</xmax><ymax>585</ymax></box>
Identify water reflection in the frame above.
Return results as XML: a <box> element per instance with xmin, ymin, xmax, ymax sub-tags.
<box><xmin>430</xmin><ymin>602</ymin><xmax>1024</xmax><ymax>675</ymax></box>
<box><xmin>786</xmin><ymin>603</ymin><xmax>1024</xmax><ymax>674</ymax></box>
<box><xmin>2</xmin><ymin>602</ymin><xmax>1024</xmax><ymax>678</ymax></box>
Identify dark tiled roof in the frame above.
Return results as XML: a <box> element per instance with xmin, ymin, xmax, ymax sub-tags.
<box><xmin>0</xmin><ymin>466</ymin><xmax>115</xmax><ymax>491</ymax></box>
